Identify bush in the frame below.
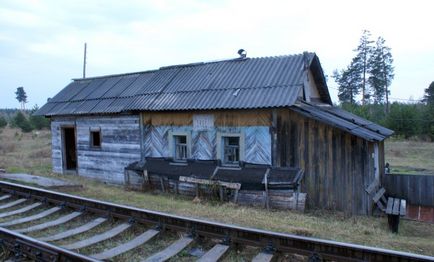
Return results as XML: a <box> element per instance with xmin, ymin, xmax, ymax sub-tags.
<box><xmin>0</xmin><ymin>115</ymin><xmax>7</xmax><ymax>128</ymax></box>
<box><xmin>29</xmin><ymin>115</ymin><xmax>50</xmax><ymax>130</ymax></box>
<box><xmin>12</xmin><ymin>111</ymin><xmax>33</xmax><ymax>133</ymax></box>
<box><xmin>29</xmin><ymin>105</ymin><xmax>50</xmax><ymax>130</ymax></box>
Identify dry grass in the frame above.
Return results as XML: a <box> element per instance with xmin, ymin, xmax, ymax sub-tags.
<box><xmin>385</xmin><ymin>139</ymin><xmax>434</xmax><ymax>174</ymax></box>
<box><xmin>0</xmin><ymin>127</ymin><xmax>434</xmax><ymax>258</ymax></box>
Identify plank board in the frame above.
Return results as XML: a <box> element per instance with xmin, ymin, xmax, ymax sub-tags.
<box><xmin>197</xmin><ymin>244</ymin><xmax>229</xmax><ymax>262</ymax></box>
<box><xmin>393</xmin><ymin>198</ymin><xmax>400</xmax><ymax>215</ymax></box>
<box><xmin>63</xmin><ymin>223</ymin><xmax>131</xmax><ymax>250</ymax></box>
<box><xmin>16</xmin><ymin>211</ymin><xmax>82</xmax><ymax>233</ymax></box>
<box><xmin>0</xmin><ymin>202</ymin><xmax>42</xmax><ymax>219</ymax></box>
<box><xmin>40</xmin><ymin>217</ymin><xmax>107</xmax><ymax>242</ymax></box>
<box><xmin>0</xmin><ymin>195</ymin><xmax>11</xmax><ymax>201</ymax></box>
<box><xmin>386</xmin><ymin>198</ymin><xmax>394</xmax><ymax>214</ymax></box>
<box><xmin>0</xmin><ymin>206</ymin><xmax>61</xmax><ymax>227</ymax></box>
<box><xmin>252</xmin><ymin>252</ymin><xmax>274</xmax><ymax>262</ymax></box>
<box><xmin>92</xmin><ymin>229</ymin><xmax>159</xmax><ymax>260</ymax></box>
<box><xmin>373</xmin><ymin>188</ymin><xmax>386</xmax><ymax>203</ymax></box>
<box><xmin>0</xmin><ymin>198</ymin><xmax>27</xmax><ymax>210</ymax></box>
<box><xmin>143</xmin><ymin>236</ymin><xmax>193</xmax><ymax>262</ymax></box>
<box><xmin>400</xmin><ymin>199</ymin><xmax>406</xmax><ymax>216</ymax></box>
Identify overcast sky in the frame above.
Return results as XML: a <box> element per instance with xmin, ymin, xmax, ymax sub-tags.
<box><xmin>1</xmin><ymin>0</ymin><xmax>433</xmax><ymax>109</ymax></box>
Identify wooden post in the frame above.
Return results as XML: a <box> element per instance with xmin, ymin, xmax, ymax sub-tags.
<box><xmin>271</xmin><ymin>109</ymin><xmax>279</xmax><ymax>167</ymax></box>
<box><xmin>160</xmin><ymin>177</ymin><xmax>165</xmax><ymax>193</ymax></box>
<box><xmin>143</xmin><ymin>170</ymin><xmax>150</xmax><ymax>191</ymax></box>
<box><xmin>233</xmin><ymin>189</ymin><xmax>239</xmax><ymax>203</ymax></box>
<box><xmin>264</xmin><ymin>169</ymin><xmax>270</xmax><ymax>210</ymax></box>
<box><xmin>219</xmin><ymin>186</ymin><xmax>224</xmax><ymax>202</ymax></box>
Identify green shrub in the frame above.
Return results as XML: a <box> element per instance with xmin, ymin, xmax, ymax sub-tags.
<box><xmin>0</xmin><ymin>115</ymin><xmax>7</xmax><ymax>128</ymax></box>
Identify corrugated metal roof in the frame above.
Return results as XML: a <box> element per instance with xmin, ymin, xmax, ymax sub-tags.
<box><xmin>290</xmin><ymin>101</ymin><xmax>393</xmax><ymax>142</ymax></box>
<box><xmin>36</xmin><ymin>52</ymin><xmax>328</xmax><ymax>116</ymax></box>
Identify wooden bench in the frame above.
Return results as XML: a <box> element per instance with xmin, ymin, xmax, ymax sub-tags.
<box><xmin>365</xmin><ymin>180</ymin><xmax>406</xmax><ymax>233</ymax></box>
<box><xmin>386</xmin><ymin>197</ymin><xmax>406</xmax><ymax>233</ymax></box>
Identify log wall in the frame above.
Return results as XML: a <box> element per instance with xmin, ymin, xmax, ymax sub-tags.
<box><xmin>276</xmin><ymin>109</ymin><xmax>379</xmax><ymax>215</ymax></box>
<box><xmin>51</xmin><ymin>115</ymin><xmax>141</xmax><ymax>183</ymax></box>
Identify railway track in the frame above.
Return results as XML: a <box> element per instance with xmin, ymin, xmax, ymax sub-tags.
<box><xmin>0</xmin><ymin>181</ymin><xmax>432</xmax><ymax>262</ymax></box>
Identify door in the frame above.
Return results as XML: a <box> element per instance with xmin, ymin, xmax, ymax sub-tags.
<box><xmin>62</xmin><ymin>127</ymin><xmax>77</xmax><ymax>171</ymax></box>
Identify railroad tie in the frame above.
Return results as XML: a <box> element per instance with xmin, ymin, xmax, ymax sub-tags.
<box><xmin>197</xmin><ymin>244</ymin><xmax>230</xmax><ymax>262</ymax></box>
<box><xmin>16</xmin><ymin>211</ymin><xmax>82</xmax><ymax>233</ymax></box>
<box><xmin>143</xmin><ymin>235</ymin><xmax>194</xmax><ymax>262</ymax></box>
<box><xmin>252</xmin><ymin>251</ymin><xmax>274</xmax><ymax>262</ymax></box>
<box><xmin>40</xmin><ymin>217</ymin><xmax>107</xmax><ymax>242</ymax></box>
<box><xmin>0</xmin><ymin>194</ymin><xmax>12</xmax><ymax>201</ymax></box>
<box><xmin>0</xmin><ymin>206</ymin><xmax>61</xmax><ymax>227</ymax></box>
<box><xmin>0</xmin><ymin>198</ymin><xmax>27</xmax><ymax>210</ymax></box>
<box><xmin>92</xmin><ymin>229</ymin><xmax>160</xmax><ymax>260</ymax></box>
<box><xmin>0</xmin><ymin>202</ymin><xmax>42</xmax><ymax>219</ymax></box>
<box><xmin>63</xmin><ymin>222</ymin><xmax>131</xmax><ymax>250</ymax></box>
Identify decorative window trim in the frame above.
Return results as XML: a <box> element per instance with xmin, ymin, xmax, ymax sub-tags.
<box><xmin>89</xmin><ymin>127</ymin><xmax>102</xmax><ymax>149</ymax></box>
<box><xmin>217</xmin><ymin>132</ymin><xmax>244</xmax><ymax>166</ymax></box>
<box><xmin>168</xmin><ymin>131</ymin><xmax>191</xmax><ymax>162</ymax></box>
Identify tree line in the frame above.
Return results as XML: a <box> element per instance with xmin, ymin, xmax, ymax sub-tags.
<box><xmin>340</xmin><ymin>82</ymin><xmax>434</xmax><ymax>140</ymax></box>
<box><xmin>0</xmin><ymin>106</ymin><xmax>50</xmax><ymax>132</ymax></box>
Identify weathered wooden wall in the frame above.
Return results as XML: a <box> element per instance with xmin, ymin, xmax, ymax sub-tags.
<box><xmin>143</xmin><ymin>110</ymin><xmax>271</xmax><ymax>126</ymax></box>
<box><xmin>51</xmin><ymin>117</ymin><xmax>75</xmax><ymax>174</ymax></box>
<box><xmin>142</xmin><ymin>110</ymin><xmax>272</xmax><ymax>165</ymax></box>
<box><xmin>275</xmin><ymin>109</ymin><xmax>377</xmax><ymax>215</ymax></box>
<box><xmin>51</xmin><ymin>115</ymin><xmax>141</xmax><ymax>183</ymax></box>
<box><xmin>382</xmin><ymin>173</ymin><xmax>434</xmax><ymax>207</ymax></box>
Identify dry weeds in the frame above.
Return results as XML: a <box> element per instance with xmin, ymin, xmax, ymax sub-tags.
<box><xmin>0</xmin><ymin>127</ymin><xmax>433</xmax><ymax>258</ymax></box>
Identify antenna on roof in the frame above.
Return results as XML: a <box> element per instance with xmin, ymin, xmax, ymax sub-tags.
<box><xmin>83</xmin><ymin>43</ymin><xmax>87</xmax><ymax>78</ymax></box>
<box><xmin>237</xmin><ymin>49</ymin><xmax>247</xmax><ymax>58</ymax></box>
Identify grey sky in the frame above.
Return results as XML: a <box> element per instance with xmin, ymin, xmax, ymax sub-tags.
<box><xmin>1</xmin><ymin>0</ymin><xmax>433</xmax><ymax>109</ymax></box>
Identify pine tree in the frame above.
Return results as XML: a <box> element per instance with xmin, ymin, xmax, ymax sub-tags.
<box><xmin>368</xmin><ymin>37</ymin><xmax>394</xmax><ymax>110</ymax></box>
<box><xmin>15</xmin><ymin>87</ymin><xmax>28</xmax><ymax>110</ymax></box>
<box><xmin>353</xmin><ymin>30</ymin><xmax>374</xmax><ymax>105</ymax></box>
<box><xmin>423</xmin><ymin>81</ymin><xmax>434</xmax><ymax>106</ymax></box>
<box><xmin>333</xmin><ymin>58</ymin><xmax>362</xmax><ymax>104</ymax></box>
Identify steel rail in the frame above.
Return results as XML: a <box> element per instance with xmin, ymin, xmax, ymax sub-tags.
<box><xmin>0</xmin><ymin>227</ymin><xmax>99</xmax><ymax>262</ymax></box>
<box><xmin>0</xmin><ymin>181</ymin><xmax>433</xmax><ymax>262</ymax></box>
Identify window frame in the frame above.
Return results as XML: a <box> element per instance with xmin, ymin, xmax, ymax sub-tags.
<box><xmin>89</xmin><ymin>127</ymin><xmax>102</xmax><ymax>149</ymax></box>
<box><xmin>169</xmin><ymin>131</ymin><xmax>191</xmax><ymax>162</ymax></box>
<box><xmin>217</xmin><ymin>132</ymin><xmax>244</xmax><ymax>166</ymax></box>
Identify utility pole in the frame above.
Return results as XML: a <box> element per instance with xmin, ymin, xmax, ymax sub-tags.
<box><xmin>83</xmin><ymin>42</ymin><xmax>87</xmax><ymax>78</ymax></box>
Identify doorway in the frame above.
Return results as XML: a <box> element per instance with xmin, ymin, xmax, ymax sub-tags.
<box><xmin>62</xmin><ymin>127</ymin><xmax>77</xmax><ymax>171</ymax></box>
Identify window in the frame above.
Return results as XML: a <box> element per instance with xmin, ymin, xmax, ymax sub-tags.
<box><xmin>223</xmin><ymin>136</ymin><xmax>240</xmax><ymax>165</ymax></box>
<box><xmin>90</xmin><ymin>130</ymin><xmax>101</xmax><ymax>148</ymax></box>
<box><xmin>174</xmin><ymin>135</ymin><xmax>188</xmax><ymax>161</ymax></box>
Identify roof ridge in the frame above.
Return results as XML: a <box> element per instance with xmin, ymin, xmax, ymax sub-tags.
<box><xmin>72</xmin><ymin>52</ymin><xmax>312</xmax><ymax>82</ymax></box>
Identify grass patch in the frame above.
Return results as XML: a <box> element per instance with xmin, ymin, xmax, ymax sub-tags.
<box><xmin>0</xmin><ymin>127</ymin><xmax>434</xmax><ymax>258</ymax></box>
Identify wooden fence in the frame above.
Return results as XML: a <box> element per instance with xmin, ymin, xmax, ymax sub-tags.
<box><xmin>382</xmin><ymin>173</ymin><xmax>434</xmax><ymax>207</ymax></box>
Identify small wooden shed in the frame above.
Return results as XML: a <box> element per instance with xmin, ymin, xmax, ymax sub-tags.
<box><xmin>36</xmin><ymin>52</ymin><xmax>393</xmax><ymax>215</ymax></box>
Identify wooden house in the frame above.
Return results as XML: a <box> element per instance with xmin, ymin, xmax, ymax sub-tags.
<box><xmin>36</xmin><ymin>52</ymin><xmax>393</xmax><ymax>215</ymax></box>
